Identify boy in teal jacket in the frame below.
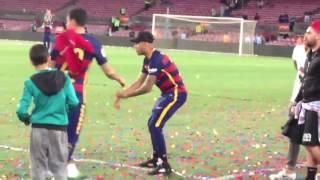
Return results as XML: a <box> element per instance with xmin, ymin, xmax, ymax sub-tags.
<box><xmin>16</xmin><ymin>44</ymin><xmax>79</xmax><ymax>180</ymax></box>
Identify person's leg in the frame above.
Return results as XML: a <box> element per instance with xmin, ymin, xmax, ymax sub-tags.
<box><xmin>150</xmin><ymin>93</ymin><xmax>186</xmax><ymax>162</ymax></box>
<box><xmin>148</xmin><ymin>121</ymin><xmax>167</xmax><ymax>162</ymax></box>
<box><xmin>67</xmin><ymin>105</ymin><xmax>81</xmax><ymax>160</ymax></box>
<box><xmin>30</xmin><ymin>128</ymin><xmax>48</xmax><ymax>180</ymax></box>
<box><xmin>137</xmin><ymin>115</ymin><xmax>160</xmax><ymax>168</ymax></box>
<box><xmin>270</xmin><ymin>106</ymin><xmax>300</xmax><ymax>179</ymax></box>
<box><xmin>139</xmin><ymin>96</ymin><xmax>166</xmax><ymax>168</ymax></box>
<box><xmin>269</xmin><ymin>140</ymin><xmax>300</xmax><ymax>179</ymax></box>
<box><xmin>48</xmin><ymin>130</ymin><xmax>68</xmax><ymax>180</ymax></box>
<box><xmin>67</xmin><ymin>92</ymin><xmax>84</xmax><ymax>178</ymax></box>
<box><xmin>44</xmin><ymin>36</ymin><xmax>50</xmax><ymax>49</ymax></box>
<box><xmin>302</xmin><ymin>110</ymin><xmax>320</xmax><ymax>180</ymax></box>
<box><xmin>46</xmin><ymin>38</ymin><xmax>50</xmax><ymax>51</ymax></box>
<box><xmin>306</xmin><ymin>145</ymin><xmax>320</xmax><ymax>162</ymax></box>
<box><xmin>147</xmin><ymin>111</ymin><xmax>170</xmax><ymax>175</ymax></box>
<box><xmin>148</xmin><ymin>116</ymin><xmax>159</xmax><ymax>160</ymax></box>
<box><xmin>43</xmin><ymin>38</ymin><xmax>47</xmax><ymax>49</ymax></box>
<box><xmin>149</xmin><ymin>95</ymin><xmax>168</xmax><ymax>159</ymax></box>
<box><xmin>287</xmin><ymin>141</ymin><xmax>300</xmax><ymax>171</ymax></box>
<box><xmin>148</xmin><ymin>93</ymin><xmax>187</xmax><ymax>175</ymax></box>
<box><xmin>305</xmin><ymin>146</ymin><xmax>318</xmax><ymax>180</ymax></box>
<box><xmin>67</xmin><ymin>93</ymin><xmax>84</xmax><ymax>161</ymax></box>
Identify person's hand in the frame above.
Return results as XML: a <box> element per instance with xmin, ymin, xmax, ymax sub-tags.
<box><xmin>23</xmin><ymin>119</ymin><xmax>30</xmax><ymax>126</ymax></box>
<box><xmin>113</xmin><ymin>96</ymin><xmax>121</xmax><ymax>110</ymax></box>
<box><xmin>114</xmin><ymin>90</ymin><xmax>127</xmax><ymax>109</ymax></box>
<box><xmin>288</xmin><ymin>101</ymin><xmax>297</xmax><ymax>115</ymax></box>
<box><xmin>118</xmin><ymin>77</ymin><xmax>126</xmax><ymax>87</ymax></box>
<box><xmin>116</xmin><ymin>90</ymin><xmax>127</xmax><ymax>99</ymax></box>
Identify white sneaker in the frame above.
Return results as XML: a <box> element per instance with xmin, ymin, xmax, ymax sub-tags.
<box><xmin>67</xmin><ymin>163</ymin><xmax>80</xmax><ymax>178</ymax></box>
<box><xmin>269</xmin><ymin>169</ymin><xmax>296</xmax><ymax>180</ymax></box>
<box><xmin>45</xmin><ymin>170</ymin><xmax>53</xmax><ymax>179</ymax></box>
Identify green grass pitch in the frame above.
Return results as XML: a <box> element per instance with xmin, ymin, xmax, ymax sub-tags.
<box><xmin>0</xmin><ymin>40</ymin><xmax>303</xmax><ymax>178</ymax></box>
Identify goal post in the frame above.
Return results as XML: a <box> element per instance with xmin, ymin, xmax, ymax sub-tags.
<box><xmin>152</xmin><ymin>14</ymin><xmax>257</xmax><ymax>55</ymax></box>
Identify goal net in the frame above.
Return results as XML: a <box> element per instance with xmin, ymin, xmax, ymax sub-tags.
<box><xmin>152</xmin><ymin>14</ymin><xmax>257</xmax><ymax>55</ymax></box>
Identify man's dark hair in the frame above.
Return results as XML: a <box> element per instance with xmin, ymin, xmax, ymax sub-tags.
<box><xmin>29</xmin><ymin>44</ymin><xmax>48</xmax><ymax>66</ymax></box>
<box><xmin>69</xmin><ymin>8</ymin><xmax>87</xmax><ymax>26</ymax></box>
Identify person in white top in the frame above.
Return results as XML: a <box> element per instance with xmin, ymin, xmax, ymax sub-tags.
<box><xmin>270</xmin><ymin>36</ymin><xmax>307</xmax><ymax>180</ymax></box>
<box><xmin>290</xmin><ymin>36</ymin><xmax>307</xmax><ymax>103</ymax></box>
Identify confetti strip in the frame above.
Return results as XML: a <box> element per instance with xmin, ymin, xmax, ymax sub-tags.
<box><xmin>0</xmin><ymin>144</ymin><xmax>306</xmax><ymax>179</ymax></box>
<box><xmin>0</xmin><ymin>145</ymin><xmax>210</xmax><ymax>179</ymax></box>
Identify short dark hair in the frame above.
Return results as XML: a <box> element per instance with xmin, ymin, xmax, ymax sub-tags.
<box><xmin>69</xmin><ymin>8</ymin><xmax>87</xmax><ymax>26</ymax></box>
<box><xmin>29</xmin><ymin>44</ymin><xmax>48</xmax><ymax>66</ymax></box>
<box><xmin>130</xmin><ymin>31</ymin><xmax>154</xmax><ymax>43</ymax></box>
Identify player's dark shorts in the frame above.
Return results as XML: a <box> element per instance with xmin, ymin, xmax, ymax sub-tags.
<box><xmin>293</xmin><ymin>110</ymin><xmax>320</xmax><ymax>145</ymax></box>
<box><xmin>283</xmin><ymin>114</ymin><xmax>301</xmax><ymax>144</ymax></box>
<box><xmin>149</xmin><ymin>92</ymin><xmax>187</xmax><ymax>128</ymax></box>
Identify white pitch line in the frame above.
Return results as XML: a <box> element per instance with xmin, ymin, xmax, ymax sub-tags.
<box><xmin>0</xmin><ymin>144</ymin><xmax>210</xmax><ymax>179</ymax></box>
<box><xmin>0</xmin><ymin>145</ymin><xmax>28</xmax><ymax>152</ymax></box>
<box><xmin>73</xmin><ymin>158</ymin><xmax>150</xmax><ymax>172</ymax></box>
<box><xmin>2</xmin><ymin>144</ymin><xmax>300</xmax><ymax>180</ymax></box>
<box><xmin>73</xmin><ymin>158</ymin><xmax>198</xmax><ymax>178</ymax></box>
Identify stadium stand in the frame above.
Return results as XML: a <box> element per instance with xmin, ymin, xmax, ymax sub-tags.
<box><xmin>232</xmin><ymin>0</ymin><xmax>318</xmax><ymax>22</ymax></box>
<box><xmin>0</xmin><ymin>0</ymin><xmax>318</xmax><ymax>22</ymax></box>
<box><xmin>74</xmin><ymin>0</ymin><xmax>219</xmax><ymax>17</ymax></box>
<box><xmin>0</xmin><ymin>19</ymin><xmax>31</xmax><ymax>31</ymax></box>
<box><xmin>0</xmin><ymin>0</ymin><xmax>69</xmax><ymax>12</ymax></box>
<box><xmin>0</xmin><ymin>0</ymin><xmax>319</xmax><ymax>45</ymax></box>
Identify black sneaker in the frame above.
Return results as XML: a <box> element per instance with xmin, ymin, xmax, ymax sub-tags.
<box><xmin>138</xmin><ymin>158</ymin><xmax>157</xmax><ymax>168</ymax></box>
<box><xmin>148</xmin><ymin>162</ymin><xmax>172</xmax><ymax>175</ymax></box>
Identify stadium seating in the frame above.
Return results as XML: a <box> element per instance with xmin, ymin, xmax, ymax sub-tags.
<box><xmin>73</xmin><ymin>0</ymin><xmax>218</xmax><ymax>17</ymax></box>
<box><xmin>0</xmin><ymin>0</ymin><xmax>318</xmax><ymax>23</ymax></box>
<box><xmin>0</xmin><ymin>0</ymin><xmax>68</xmax><ymax>13</ymax></box>
<box><xmin>138</xmin><ymin>0</ymin><xmax>218</xmax><ymax>17</ymax></box>
<box><xmin>0</xmin><ymin>19</ymin><xmax>31</xmax><ymax>31</ymax></box>
<box><xmin>0</xmin><ymin>0</ymin><xmax>318</xmax><ymax>44</ymax></box>
<box><xmin>74</xmin><ymin>0</ymin><xmax>318</xmax><ymax>23</ymax></box>
<box><xmin>86</xmin><ymin>24</ymin><xmax>109</xmax><ymax>35</ymax></box>
<box><xmin>232</xmin><ymin>0</ymin><xmax>317</xmax><ymax>22</ymax></box>
<box><xmin>265</xmin><ymin>38</ymin><xmax>296</xmax><ymax>46</ymax></box>
<box><xmin>75</xmin><ymin>0</ymin><xmax>145</xmax><ymax>17</ymax></box>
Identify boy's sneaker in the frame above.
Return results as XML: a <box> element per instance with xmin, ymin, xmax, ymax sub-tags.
<box><xmin>269</xmin><ymin>169</ymin><xmax>296</xmax><ymax>180</ymax></box>
<box><xmin>67</xmin><ymin>163</ymin><xmax>80</xmax><ymax>178</ymax></box>
<box><xmin>45</xmin><ymin>170</ymin><xmax>53</xmax><ymax>178</ymax></box>
<box><xmin>148</xmin><ymin>162</ymin><xmax>172</xmax><ymax>175</ymax></box>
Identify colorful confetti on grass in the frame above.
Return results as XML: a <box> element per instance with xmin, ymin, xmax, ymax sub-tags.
<box><xmin>0</xmin><ymin>42</ymin><xmax>307</xmax><ymax>179</ymax></box>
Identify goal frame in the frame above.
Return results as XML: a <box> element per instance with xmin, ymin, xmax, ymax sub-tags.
<box><xmin>152</xmin><ymin>14</ymin><xmax>256</xmax><ymax>56</ymax></box>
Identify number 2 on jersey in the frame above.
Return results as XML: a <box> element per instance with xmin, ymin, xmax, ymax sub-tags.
<box><xmin>74</xmin><ymin>48</ymin><xmax>84</xmax><ymax>60</ymax></box>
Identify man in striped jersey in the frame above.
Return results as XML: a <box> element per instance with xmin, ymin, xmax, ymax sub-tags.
<box><xmin>114</xmin><ymin>31</ymin><xmax>187</xmax><ymax>175</ymax></box>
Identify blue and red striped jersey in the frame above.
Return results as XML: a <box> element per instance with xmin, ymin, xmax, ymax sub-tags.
<box><xmin>50</xmin><ymin>33</ymin><xmax>107</xmax><ymax>93</ymax></box>
<box><xmin>44</xmin><ymin>26</ymin><xmax>51</xmax><ymax>33</ymax></box>
<box><xmin>142</xmin><ymin>50</ymin><xmax>186</xmax><ymax>94</ymax></box>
